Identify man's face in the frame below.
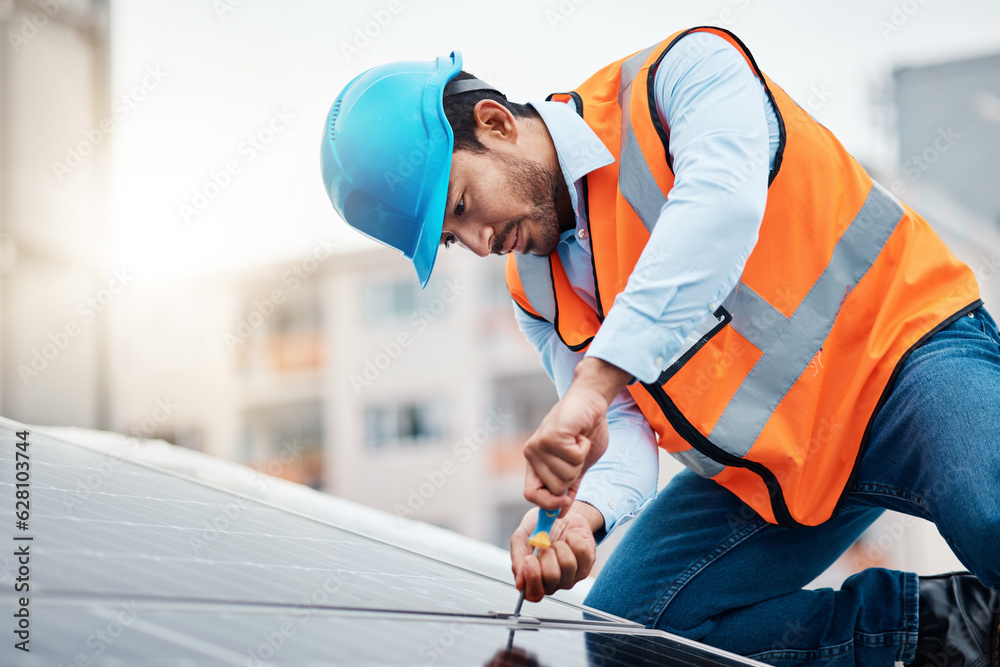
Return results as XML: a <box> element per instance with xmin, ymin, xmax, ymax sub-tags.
<box><xmin>440</xmin><ymin>147</ymin><xmax>564</xmax><ymax>258</ymax></box>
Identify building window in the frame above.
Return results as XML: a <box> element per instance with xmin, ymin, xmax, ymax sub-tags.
<box><xmin>240</xmin><ymin>401</ymin><xmax>325</xmax><ymax>489</ymax></box>
<box><xmin>362</xmin><ymin>279</ymin><xmax>418</xmax><ymax>325</ymax></box>
<box><xmin>364</xmin><ymin>401</ymin><xmax>448</xmax><ymax>449</ymax></box>
<box><xmin>235</xmin><ymin>283</ymin><xmax>323</xmax><ymax>374</ymax></box>
<box><xmin>492</xmin><ymin>373</ymin><xmax>559</xmax><ymax>436</ymax></box>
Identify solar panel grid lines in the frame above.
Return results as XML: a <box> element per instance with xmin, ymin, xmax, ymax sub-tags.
<box><xmin>0</xmin><ymin>428</ymin><xmax>601</xmax><ymax>621</ymax></box>
<box><xmin>0</xmin><ymin>420</ymin><xmax>769</xmax><ymax>666</ymax></box>
<box><xmin>29</xmin><ymin>422</ymin><xmax>594</xmax><ymax>607</ymax></box>
<box><xmin>27</xmin><ymin>421</ymin><xmax>615</xmax><ymax>619</ymax></box>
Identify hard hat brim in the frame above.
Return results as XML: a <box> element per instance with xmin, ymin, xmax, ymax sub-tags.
<box><xmin>410</xmin><ymin>52</ymin><xmax>463</xmax><ymax>289</ymax></box>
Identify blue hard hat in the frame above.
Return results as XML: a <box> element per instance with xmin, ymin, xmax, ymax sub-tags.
<box><xmin>320</xmin><ymin>52</ymin><xmax>464</xmax><ymax>288</ymax></box>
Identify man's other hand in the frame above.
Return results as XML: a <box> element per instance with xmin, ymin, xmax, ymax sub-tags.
<box><xmin>510</xmin><ymin>502</ymin><xmax>602</xmax><ymax>603</ymax></box>
<box><xmin>522</xmin><ymin>357</ymin><xmax>631</xmax><ymax>513</ymax></box>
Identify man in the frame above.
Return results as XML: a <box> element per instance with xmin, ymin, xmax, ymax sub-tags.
<box><xmin>320</xmin><ymin>27</ymin><xmax>1000</xmax><ymax>666</ymax></box>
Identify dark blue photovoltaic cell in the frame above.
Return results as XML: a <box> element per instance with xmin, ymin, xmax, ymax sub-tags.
<box><xmin>0</xmin><ymin>420</ymin><xmax>767</xmax><ymax>666</ymax></box>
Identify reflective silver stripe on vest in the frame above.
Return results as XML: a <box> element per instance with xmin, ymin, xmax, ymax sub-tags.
<box><xmin>728</xmin><ymin>283</ymin><xmax>789</xmax><ymax>353</ymax></box>
<box><xmin>670</xmin><ymin>448</ymin><xmax>726</xmax><ymax>479</ymax></box>
<box><xmin>616</xmin><ymin>41</ymin><xmax>793</xmax><ymax>355</ymax></box>
<box><xmin>618</xmin><ymin>44</ymin><xmax>665</xmax><ymax>235</ymax></box>
<box><xmin>707</xmin><ymin>182</ymin><xmax>904</xmax><ymax>455</ymax></box>
<box><xmin>515</xmin><ymin>253</ymin><xmax>557</xmax><ymax>322</ymax></box>
<box><xmin>619</xmin><ymin>43</ymin><xmax>658</xmax><ymax>101</ymax></box>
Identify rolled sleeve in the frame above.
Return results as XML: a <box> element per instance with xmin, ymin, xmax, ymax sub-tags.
<box><xmin>514</xmin><ymin>302</ymin><xmax>659</xmax><ymax>543</ymax></box>
<box><xmin>586</xmin><ymin>31</ymin><xmax>770</xmax><ymax>384</ymax></box>
<box><xmin>575</xmin><ymin>396</ymin><xmax>659</xmax><ymax>543</ymax></box>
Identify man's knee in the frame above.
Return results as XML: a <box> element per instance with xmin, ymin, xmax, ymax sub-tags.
<box><xmin>583</xmin><ymin>578</ymin><xmax>646</xmax><ymax>626</ymax></box>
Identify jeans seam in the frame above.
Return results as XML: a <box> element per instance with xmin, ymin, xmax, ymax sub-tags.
<box><xmin>646</xmin><ymin>516</ymin><xmax>769</xmax><ymax>629</ymax></box>
<box><xmin>900</xmin><ymin>571</ymin><xmax>920</xmax><ymax>664</ymax></box>
<box><xmin>748</xmin><ymin>637</ymin><xmax>854</xmax><ymax>661</ymax></box>
<box><xmin>849</xmin><ymin>482</ymin><xmax>930</xmax><ymax>514</ymax></box>
<box><xmin>854</xmin><ymin>630</ymin><xmax>914</xmax><ymax>646</ymax></box>
<box><xmin>748</xmin><ymin>629</ymin><xmax>913</xmax><ymax>661</ymax></box>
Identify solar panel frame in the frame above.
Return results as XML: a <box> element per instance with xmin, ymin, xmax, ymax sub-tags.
<box><xmin>25</xmin><ymin>597</ymin><xmax>769</xmax><ymax>666</ymax></box>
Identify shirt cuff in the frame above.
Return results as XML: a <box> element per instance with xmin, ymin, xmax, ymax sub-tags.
<box><xmin>574</xmin><ymin>416</ymin><xmax>658</xmax><ymax>544</ymax></box>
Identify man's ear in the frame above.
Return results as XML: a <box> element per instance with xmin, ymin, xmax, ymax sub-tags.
<box><xmin>473</xmin><ymin>99</ymin><xmax>518</xmax><ymax>147</ymax></box>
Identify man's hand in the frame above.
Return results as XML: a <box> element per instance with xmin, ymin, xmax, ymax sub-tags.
<box><xmin>510</xmin><ymin>502</ymin><xmax>603</xmax><ymax>603</ymax></box>
<box><xmin>523</xmin><ymin>357</ymin><xmax>632</xmax><ymax>513</ymax></box>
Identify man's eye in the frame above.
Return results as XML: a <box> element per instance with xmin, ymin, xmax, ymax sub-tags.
<box><xmin>455</xmin><ymin>198</ymin><xmax>465</xmax><ymax>216</ymax></box>
<box><xmin>443</xmin><ymin>233</ymin><xmax>456</xmax><ymax>249</ymax></box>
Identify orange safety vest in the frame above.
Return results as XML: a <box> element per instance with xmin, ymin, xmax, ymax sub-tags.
<box><xmin>505</xmin><ymin>27</ymin><xmax>980</xmax><ymax>527</ymax></box>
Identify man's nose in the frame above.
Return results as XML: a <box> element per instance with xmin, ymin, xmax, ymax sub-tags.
<box><xmin>459</xmin><ymin>225</ymin><xmax>493</xmax><ymax>257</ymax></box>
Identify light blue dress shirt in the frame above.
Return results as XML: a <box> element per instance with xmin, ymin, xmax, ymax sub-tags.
<box><xmin>515</xmin><ymin>32</ymin><xmax>780</xmax><ymax>539</ymax></box>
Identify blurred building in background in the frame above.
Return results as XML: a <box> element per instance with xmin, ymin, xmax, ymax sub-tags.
<box><xmin>893</xmin><ymin>52</ymin><xmax>1000</xmax><ymax>223</ymax></box>
<box><xmin>0</xmin><ymin>0</ymin><xmax>111</xmax><ymax>428</ymax></box>
<box><xmin>106</xmin><ymin>248</ymin><xmax>560</xmax><ymax>547</ymax></box>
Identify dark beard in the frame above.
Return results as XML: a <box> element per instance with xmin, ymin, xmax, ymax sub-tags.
<box><xmin>490</xmin><ymin>152</ymin><xmax>565</xmax><ymax>256</ymax></box>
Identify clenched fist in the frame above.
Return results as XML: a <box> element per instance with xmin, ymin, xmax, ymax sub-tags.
<box><xmin>522</xmin><ymin>357</ymin><xmax>632</xmax><ymax>514</ymax></box>
<box><xmin>510</xmin><ymin>502</ymin><xmax>603</xmax><ymax>602</ymax></box>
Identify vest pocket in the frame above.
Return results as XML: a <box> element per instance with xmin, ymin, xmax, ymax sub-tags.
<box><xmin>654</xmin><ymin>305</ymin><xmax>732</xmax><ymax>385</ymax></box>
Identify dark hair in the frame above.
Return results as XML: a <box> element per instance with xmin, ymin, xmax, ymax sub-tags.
<box><xmin>442</xmin><ymin>71</ymin><xmax>538</xmax><ymax>154</ymax></box>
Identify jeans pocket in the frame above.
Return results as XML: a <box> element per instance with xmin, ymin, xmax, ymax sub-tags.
<box><xmin>968</xmin><ymin>307</ymin><xmax>1000</xmax><ymax>343</ymax></box>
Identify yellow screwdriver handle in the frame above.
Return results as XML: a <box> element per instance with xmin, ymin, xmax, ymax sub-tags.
<box><xmin>528</xmin><ymin>507</ymin><xmax>560</xmax><ymax>549</ymax></box>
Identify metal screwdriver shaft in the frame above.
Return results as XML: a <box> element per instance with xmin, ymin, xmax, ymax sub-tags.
<box><xmin>507</xmin><ymin>542</ymin><xmax>543</xmax><ymax>657</ymax></box>
<box><xmin>512</xmin><ymin>546</ymin><xmax>540</xmax><ymax>619</ymax></box>
<box><xmin>513</xmin><ymin>506</ymin><xmax>559</xmax><ymax>619</ymax></box>
<box><xmin>506</xmin><ymin>507</ymin><xmax>559</xmax><ymax>654</ymax></box>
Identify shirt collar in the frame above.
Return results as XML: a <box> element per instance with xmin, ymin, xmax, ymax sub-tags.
<box><xmin>528</xmin><ymin>99</ymin><xmax>614</xmax><ymax>230</ymax></box>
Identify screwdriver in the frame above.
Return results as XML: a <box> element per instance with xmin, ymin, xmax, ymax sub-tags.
<box><xmin>512</xmin><ymin>506</ymin><xmax>560</xmax><ymax>618</ymax></box>
<box><xmin>506</xmin><ymin>506</ymin><xmax>560</xmax><ymax>657</ymax></box>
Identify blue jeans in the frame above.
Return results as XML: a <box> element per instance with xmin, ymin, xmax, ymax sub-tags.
<box><xmin>585</xmin><ymin>305</ymin><xmax>1000</xmax><ymax>666</ymax></box>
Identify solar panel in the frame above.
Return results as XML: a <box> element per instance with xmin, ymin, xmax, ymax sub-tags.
<box><xmin>0</xmin><ymin>418</ymin><xmax>769</xmax><ymax>666</ymax></box>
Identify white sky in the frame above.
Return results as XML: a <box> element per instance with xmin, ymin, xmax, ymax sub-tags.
<box><xmin>109</xmin><ymin>0</ymin><xmax>1000</xmax><ymax>281</ymax></box>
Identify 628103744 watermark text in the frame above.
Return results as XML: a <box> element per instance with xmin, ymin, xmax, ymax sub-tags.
<box><xmin>11</xmin><ymin>430</ymin><xmax>33</xmax><ymax>653</ymax></box>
